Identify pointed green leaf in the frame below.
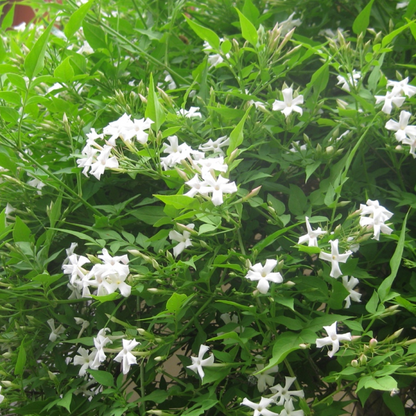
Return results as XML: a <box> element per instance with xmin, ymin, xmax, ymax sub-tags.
<box><xmin>1</xmin><ymin>3</ymin><xmax>15</xmax><ymax>31</ymax></box>
<box><xmin>378</xmin><ymin>211</ymin><xmax>408</xmax><ymax>302</ymax></box>
<box><xmin>227</xmin><ymin>105</ymin><xmax>251</xmax><ymax>156</ymax></box>
<box><xmin>145</xmin><ymin>73</ymin><xmax>165</xmax><ymax>131</ymax></box>
<box><xmin>65</xmin><ymin>0</ymin><xmax>96</xmax><ymax>39</ymax></box>
<box><xmin>185</xmin><ymin>16</ymin><xmax>220</xmax><ymax>49</ymax></box>
<box><xmin>352</xmin><ymin>0</ymin><xmax>375</xmax><ymax>35</ymax></box>
<box><xmin>382</xmin><ymin>19</ymin><xmax>416</xmax><ymax>47</ymax></box>
<box><xmin>54</xmin><ymin>57</ymin><xmax>75</xmax><ymax>83</ymax></box>
<box><xmin>235</xmin><ymin>8</ymin><xmax>258</xmax><ymax>46</ymax></box>
<box><xmin>24</xmin><ymin>19</ymin><xmax>56</xmax><ymax>78</ymax></box>
<box><xmin>13</xmin><ymin>216</ymin><xmax>32</xmax><ymax>243</ymax></box>
<box><xmin>15</xmin><ymin>338</ymin><xmax>27</xmax><ymax>376</ymax></box>
<box><xmin>88</xmin><ymin>369</ymin><xmax>114</xmax><ymax>387</ymax></box>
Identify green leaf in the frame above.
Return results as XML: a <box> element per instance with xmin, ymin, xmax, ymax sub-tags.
<box><xmin>54</xmin><ymin>57</ymin><xmax>75</xmax><ymax>83</ymax></box>
<box><xmin>235</xmin><ymin>8</ymin><xmax>258</xmax><ymax>46</ymax></box>
<box><xmin>352</xmin><ymin>0</ymin><xmax>375</xmax><ymax>34</ymax></box>
<box><xmin>50</xmin><ymin>228</ymin><xmax>99</xmax><ymax>245</ymax></box>
<box><xmin>24</xmin><ymin>19</ymin><xmax>56</xmax><ymax>78</ymax></box>
<box><xmin>382</xmin><ymin>19</ymin><xmax>416</xmax><ymax>47</ymax></box>
<box><xmin>15</xmin><ymin>338</ymin><xmax>27</xmax><ymax>376</ymax></box>
<box><xmin>91</xmin><ymin>292</ymin><xmax>120</xmax><ymax>303</ymax></box>
<box><xmin>166</xmin><ymin>293</ymin><xmax>188</xmax><ymax>314</ymax></box>
<box><xmin>264</xmin><ymin>331</ymin><xmax>311</xmax><ymax>371</ymax></box>
<box><xmin>145</xmin><ymin>73</ymin><xmax>165</xmax><ymax>131</ymax></box>
<box><xmin>65</xmin><ymin>0</ymin><xmax>96</xmax><ymax>39</ymax></box>
<box><xmin>378</xmin><ymin>211</ymin><xmax>408</xmax><ymax>302</ymax></box>
<box><xmin>13</xmin><ymin>216</ymin><xmax>32</xmax><ymax>243</ymax></box>
<box><xmin>288</xmin><ymin>184</ymin><xmax>307</xmax><ymax>216</ymax></box>
<box><xmin>308</xmin><ymin>62</ymin><xmax>330</xmax><ymax>97</ymax></box>
<box><xmin>154</xmin><ymin>194</ymin><xmax>194</xmax><ymax>209</ymax></box>
<box><xmin>185</xmin><ymin>17</ymin><xmax>220</xmax><ymax>49</ymax></box>
<box><xmin>383</xmin><ymin>392</ymin><xmax>405</xmax><ymax>416</ymax></box>
<box><xmin>227</xmin><ymin>106</ymin><xmax>251</xmax><ymax>156</ymax></box>
<box><xmin>0</xmin><ymin>91</ymin><xmax>21</xmax><ymax>106</ymax></box>
<box><xmin>242</xmin><ymin>0</ymin><xmax>260</xmax><ymax>23</ymax></box>
<box><xmin>1</xmin><ymin>3</ymin><xmax>15</xmax><ymax>31</ymax></box>
<box><xmin>366</xmin><ymin>291</ymin><xmax>379</xmax><ymax>314</ymax></box>
<box><xmin>83</xmin><ymin>21</ymin><xmax>106</xmax><ymax>50</ymax></box>
<box><xmin>57</xmin><ymin>390</ymin><xmax>73</xmax><ymax>413</ymax></box>
<box><xmin>364</xmin><ymin>375</ymin><xmax>397</xmax><ymax>391</ymax></box>
<box><xmin>88</xmin><ymin>369</ymin><xmax>114</xmax><ymax>386</ymax></box>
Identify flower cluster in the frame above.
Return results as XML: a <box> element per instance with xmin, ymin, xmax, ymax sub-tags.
<box><xmin>62</xmin><ymin>246</ymin><xmax>131</xmax><ymax>299</ymax></box>
<box><xmin>241</xmin><ymin>376</ymin><xmax>305</xmax><ymax>416</ymax></box>
<box><xmin>77</xmin><ymin>114</ymin><xmax>153</xmax><ymax>180</ymax></box>
<box><xmin>376</xmin><ymin>77</ymin><xmax>416</xmax><ymax>114</ymax></box>
<box><xmin>73</xmin><ymin>328</ymin><xmax>140</xmax><ymax>376</ymax></box>
<box><xmin>359</xmin><ymin>199</ymin><xmax>393</xmax><ymax>241</ymax></box>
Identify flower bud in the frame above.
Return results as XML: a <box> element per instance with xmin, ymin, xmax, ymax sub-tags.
<box><xmin>299</xmin><ymin>343</ymin><xmax>309</xmax><ymax>349</ymax></box>
<box><xmin>151</xmin><ymin>259</ymin><xmax>160</xmax><ymax>270</ymax></box>
<box><xmin>2</xmin><ymin>352</ymin><xmax>12</xmax><ymax>359</ymax></box>
<box><xmin>154</xmin><ymin>356</ymin><xmax>166</xmax><ymax>362</ymax></box>
<box><xmin>137</xmin><ymin>328</ymin><xmax>146</xmax><ymax>335</ymax></box>
<box><xmin>242</xmin><ymin>186</ymin><xmax>262</xmax><ymax>202</ymax></box>
<box><xmin>147</xmin><ymin>288</ymin><xmax>159</xmax><ymax>293</ymax></box>
<box><xmin>359</xmin><ymin>354</ymin><xmax>367</xmax><ymax>365</ymax></box>
<box><xmin>351</xmin><ymin>359</ymin><xmax>359</xmax><ymax>367</ymax></box>
<box><xmin>369</xmin><ymin>338</ymin><xmax>378</xmax><ymax>349</ymax></box>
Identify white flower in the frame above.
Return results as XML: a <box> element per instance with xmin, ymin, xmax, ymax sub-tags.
<box><xmin>27</xmin><ymin>174</ymin><xmax>46</xmax><ymax>194</ymax></box>
<box><xmin>78</xmin><ymin>40</ymin><xmax>93</xmax><ymax>55</ymax></box>
<box><xmin>245</xmin><ymin>259</ymin><xmax>283</xmax><ymax>294</ymax></box>
<box><xmin>199</xmin><ymin>136</ymin><xmax>230</xmax><ymax>155</ymax></box>
<box><xmin>219</xmin><ymin>313</ymin><xmax>243</xmax><ymax>333</ymax></box>
<box><xmin>298</xmin><ymin>217</ymin><xmax>327</xmax><ymax>247</ymax></box>
<box><xmin>74</xmin><ymin>347</ymin><xmax>98</xmax><ymax>376</ymax></box>
<box><xmin>342</xmin><ymin>276</ymin><xmax>362</xmax><ymax>308</ymax></box>
<box><xmin>114</xmin><ymin>339</ymin><xmax>140</xmax><ymax>374</ymax></box>
<box><xmin>200</xmin><ymin>172</ymin><xmax>237</xmax><ymax>206</ymax></box>
<box><xmin>401</xmin><ymin>134</ymin><xmax>416</xmax><ymax>158</ymax></box>
<box><xmin>0</xmin><ymin>386</ymin><xmax>4</xmax><ymax>403</ymax></box>
<box><xmin>279</xmin><ymin>399</ymin><xmax>305</xmax><ymax>416</ymax></box>
<box><xmin>387</xmin><ymin>77</ymin><xmax>416</xmax><ymax>97</ymax></box>
<box><xmin>196</xmin><ymin>156</ymin><xmax>228</xmax><ymax>174</ymax></box>
<box><xmin>121</xmin><ymin>118</ymin><xmax>154</xmax><ymax>145</ymax></box>
<box><xmin>47</xmin><ymin>318</ymin><xmax>65</xmax><ymax>342</ymax></box>
<box><xmin>241</xmin><ymin>397</ymin><xmax>279</xmax><ymax>416</ymax></box>
<box><xmin>385</xmin><ymin>110</ymin><xmax>416</xmax><ymax>142</ymax></box>
<box><xmin>271</xmin><ymin>377</ymin><xmax>304</xmax><ymax>406</ymax></box>
<box><xmin>184</xmin><ymin>175</ymin><xmax>207</xmax><ymax>198</ymax></box>
<box><xmin>91</xmin><ymin>328</ymin><xmax>112</xmax><ymax>369</ymax></box>
<box><xmin>169</xmin><ymin>224</ymin><xmax>194</xmax><ymax>257</ymax></box>
<box><xmin>288</xmin><ymin>140</ymin><xmax>307</xmax><ymax>153</ymax></box>
<box><xmin>177</xmin><ymin>107</ymin><xmax>202</xmax><ymax>118</ymax></box>
<box><xmin>279</xmin><ymin>12</ymin><xmax>302</xmax><ymax>35</ymax></box>
<box><xmin>103</xmin><ymin>113</ymin><xmax>134</xmax><ymax>146</ymax></box>
<box><xmin>62</xmin><ymin>253</ymin><xmax>90</xmax><ymax>285</ymax></box>
<box><xmin>359</xmin><ymin>199</ymin><xmax>393</xmax><ymax>241</ymax></box>
<box><xmin>89</xmin><ymin>145</ymin><xmax>119</xmax><ymax>180</ymax></box>
<box><xmin>336</xmin><ymin>70</ymin><xmax>361</xmax><ymax>92</ymax></box>
<box><xmin>254</xmin><ymin>359</ymin><xmax>279</xmax><ymax>392</ymax></box>
<box><xmin>316</xmin><ymin>321</ymin><xmax>351</xmax><ymax>358</ymax></box>
<box><xmin>375</xmin><ymin>91</ymin><xmax>405</xmax><ymax>114</ymax></box>
<box><xmin>319</xmin><ymin>239</ymin><xmax>352</xmax><ymax>278</ymax></box>
<box><xmin>164</xmin><ymin>72</ymin><xmax>177</xmax><ymax>90</ymax></box>
<box><xmin>397</xmin><ymin>1</ymin><xmax>409</xmax><ymax>9</ymax></box>
<box><xmin>272</xmin><ymin>87</ymin><xmax>304</xmax><ymax>117</ymax></box>
<box><xmin>186</xmin><ymin>344</ymin><xmax>214</xmax><ymax>381</ymax></box>
<box><xmin>160</xmin><ymin>136</ymin><xmax>197</xmax><ymax>170</ymax></box>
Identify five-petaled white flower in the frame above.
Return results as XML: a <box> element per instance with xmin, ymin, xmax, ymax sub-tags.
<box><xmin>279</xmin><ymin>398</ymin><xmax>305</xmax><ymax>416</ymax></box>
<box><xmin>385</xmin><ymin>110</ymin><xmax>416</xmax><ymax>143</ymax></box>
<box><xmin>47</xmin><ymin>318</ymin><xmax>65</xmax><ymax>342</ymax></box>
<box><xmin>298</xmin><ymin>217</ymin><xmax>327</xmax><ymax>247</ymax></box>
<box><xmin>254</xmin><ymin>357</ymin><xmax>279</xmax><ymax>392</ymax></box>
<box><xmin>74</xmin><ymin>347</ymin><xmax>98</xmax><ymax>376</ymax></box>
<box><xmin>375</xmin><ymin>91</ymin><xmax>405</xmax><ymax>114</ymax></box>
<box><xmin>387</xmin><ymin>77</ymin><xmax>416</xmax><ymax>97</ymax></box>
<box><xmin>272</xmin><ymin>87</ymin><xmax>304</xmax><ymax>117</ymax></box>
<box><xmin>245</xmin><ymin>259</ymin><xmax>283</xmax><ymax>294</ymax></box>
<box><xmin>270</xmin><ymin>376</ymin><xmax>305</xmax><ymax>406</ymax></box>
<box><xmin>336</xmin><ymin>70</ymin><xmax>361</xmax><ymax>92</ymax></box>
<box><xmin>186</xmin><ymin>344</ymin><xmax>214</xmax><ymax>381</ymax></box>
<box><xmin>359</xmin><ymin>199</ymin><xmax>393</xmax><ymax>241</ymax></box>
<box><xmin>114</xmin><ymin>338</ymin><xmax>140</xmax><ymax>374</ymax></box>
<box><xmin>342</xmin><ymin>276</ymin><xmax>362</xmax><ymax>308</ymax></box>
<box><xmin>200</xmin><ymin>172</ymin><xmax>237</xmax><ymax>206</ymax></box>
<box><xmin>316</xmin><ymin>321</ymin><xmax>351</xmax><ymax>358</ymax></box>
<box><xmin>319</xmin><ymin>239</ymin><xmax>352</xmax><ymax>278</ymax></box>
<box><xmin>241</xmin><ymin>397</ymin><xmax>279</xmax><ymax>416</ymax></box>
<box><xmin>169</xmin><ymin>224</ymin><xmax>194</xmax><ymax>257</ymax></box>
<box><xmin>177</xmin><ymin>107</ymin><xmax>202</xmax><ymax>118</ymax></box>
<box><xmin>199</xmin><ymin>136</ymin><xmax>230</xmax><ymax>155</ymax></box>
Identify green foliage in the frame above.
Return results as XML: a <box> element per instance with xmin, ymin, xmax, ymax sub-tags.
<box><xmin>1</xmin><ymin>0</ymin><xmax>416</xmax><ymax>415</ymax></box>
